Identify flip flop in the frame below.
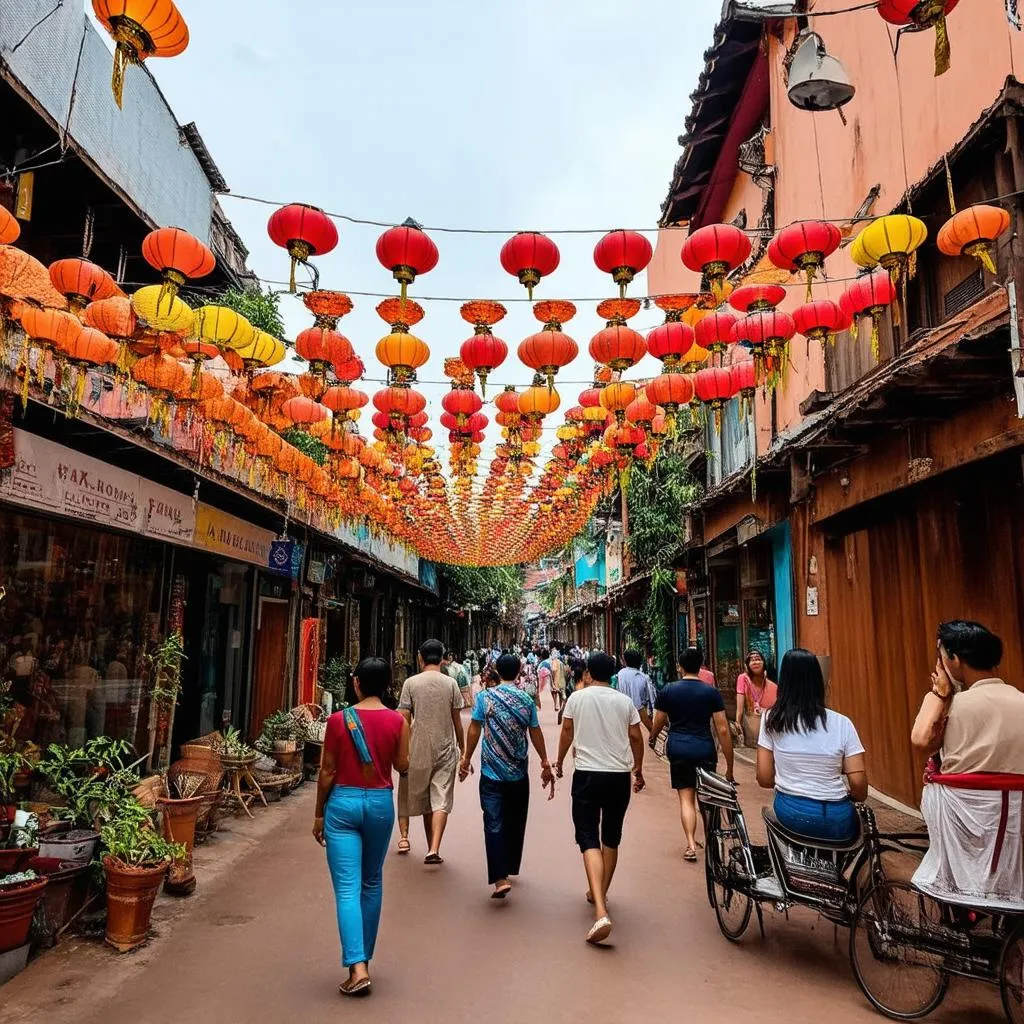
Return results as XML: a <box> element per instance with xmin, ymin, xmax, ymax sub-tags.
<box><xmin>396</xmin><ymin>838</ymin><xmax>411</xmax><ymax>855</ymax></box>
<box><xmin>424</xmin><ymin>853</ymin><xmax>444</xmax><ymax>865</ymax></box>
<box><xmin>586</xmin><ymin>916</ymin><xmax>613</xmax><ymax>944</ymax></box>
<box><xmin>339</xmin><ymin>978</ymin><xmax>372</xmax><ymax>997</ymax></box>
<box><xmin>491</xmin><ymin>883</ymin><xmax>512</xmax><ymax>899</ymax></box>
<box><xmin>683</xmin><ymin>848</ymin><xmax>698</xmax><ymax>862</ymax></box>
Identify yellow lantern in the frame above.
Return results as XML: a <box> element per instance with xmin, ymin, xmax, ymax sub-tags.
<box><xmin>852</xmin><ymin>215</ymin><xmax>928</xmax><ymax>282</ymax></box>
<box><xmin>235</xmin><ymin>330</ymin><xmax>285</xmax><ymax>371</ymax></box>
<box><xmin>131</xmin><ymin>285</ymin><xmax>193</xmax><ymax>334</ymax></box>
<box><xmin>194</xmin><ymin>305</ymin><xmax>257</xmax><ymax>351</ymax></box>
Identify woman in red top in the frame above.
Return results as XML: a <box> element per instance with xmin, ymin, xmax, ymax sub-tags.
<box><xmin>313</xmin><ymin>658</ymin><xmax>409</xmax><ymax>997</ymax></box>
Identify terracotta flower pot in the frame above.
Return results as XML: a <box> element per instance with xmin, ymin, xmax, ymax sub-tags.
<box><xmin>27</xmin><ymin>857</ymin><xmax>89</xmax><ymax>949</ymax></box>
<box><xmin>0</xmin><ymin>875</ymin><xmax>48</xmax><ymax>954</ymax></box>
<box><xmin>270</xmin><ymin>749</ymin><xmax>301</xmax><ymax>770</ymax></box>
<box><xmin>37</xmin><ymin>825</ymin><xmax>99</xmax><ymax>865</ymax></box>
<box><xmin>157</xmin><ymin>796</ymin><xmax>203</xmax><ymax>896</ymax></box>
<box><xmin>102</xmin><ymin>856</ymin><xmax>168</xmax><ymax>953</ymax></box>
<box><xmin>0</xmin><ymin>847</ymin><xmax>38</xmax><ymax>874</ymax></box>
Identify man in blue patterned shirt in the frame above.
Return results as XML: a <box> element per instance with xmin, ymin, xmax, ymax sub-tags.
<box><xmin>459</xmin><ymin>654</ymin><xmax>554</xmax><ymax>899</ymax></box>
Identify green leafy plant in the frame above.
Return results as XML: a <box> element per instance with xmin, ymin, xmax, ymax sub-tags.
<box><xmin>220</xmin><ymin>726</ymin><xmax>257</xmax><ymax>761</ymax></box>
<box><xmin>321</xmin><ymin>657</ymin><xmax>350</xmax><ymax>709</ymax></box>
<box><xmin>282</xmin><ymin>428</ymin><xmax>328</xmax><ymax>466</ymax></box>
<box><xmin>218</xmin><ymin>286</ymin><xmax>286</xmax><ymax>340</ymax></box>
<box><xmin>100</xmin><ymin>798</ymin><xmax>184</xmax><ymax>868</ymax></box>
<box><xmin>147</xmin><ymin>632</ymin><xmax>186</xmax><ymax>708</ymax></box>
<box><xmin>38</xmin><ymin>738</ymin><xmax>138</xmax><ymax>830</ymax></box>
<box><xmin>0</xmin><ymin>750</ymin><xmax>28</xmax><ymax>805</ymax></box>
<box><xmin>259</xmin><ymin>710</ymin><xmax>301</xmax><ymax>744</ymax></box>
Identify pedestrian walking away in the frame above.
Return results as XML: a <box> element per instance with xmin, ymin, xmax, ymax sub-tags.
<box><xmin>443</xmin><ymin>647</ymin><xmax>473</xmax><ymax>712</ymax></box>
<box><xmin>459</xmin><ymin>653</ymin><xmax>554</xmax><ymax>898</ymax></box>
<box><xmin>649</xmin><ymin>647</ymin><xmax>734</xmax><ymax>861</ymax></box>
<box><xmin>556</xmin><ymin>651</ymin><xmax>646</xmax><ymax>946</ymax></box>
<box><xmin>396</xmin><ymin>639</ymin><xmax>466</xmax><ymax>862</ymax></box>
<box><xmin>313</xmin><ymin>657</ymin><xmax>410</xmax><ymax>997</ymax></box>
<box><xmin>616</xmin><ymin>648</ymin><xmax>656</xmax><ymax>734</ymax></box>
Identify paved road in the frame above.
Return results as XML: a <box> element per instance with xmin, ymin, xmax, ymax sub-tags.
<box><xmin>2</xmin><ymin>707</ymin><xmax>1006</xmax><ymax>1023</ymax></box>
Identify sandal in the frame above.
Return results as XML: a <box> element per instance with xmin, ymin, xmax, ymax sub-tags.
<box><xmin>396</xmin><ymin>837</ymin><xmax>411</xmax><ymax>855</ymax></box>
<box><xmin>424</xmin><ymin>853</ymin><xmax>444</xmax><ymax>865</ymax></box>
<box><xmin>339</xmin><ymin>978</ymin><xmax>372</xmax><ymax>997</ymax></box>
<box><xmin>491</xmin><ymin>882</ymin><xmax>512</xmax><ymax>899</ymax></box>
<box><xmin>586</xmin><ymin>916</ymin><xmax>613</xmax><ymax>944</ymax></box>
<box><xmin>683</xmin><ymin>847</ymin><xmax>698</xmax><ymax>862</ymax></box>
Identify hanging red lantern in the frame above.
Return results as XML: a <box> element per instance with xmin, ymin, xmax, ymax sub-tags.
<box><xmin>728</xmin><ymin>284</ymin><xmax>785</xmax><ymax>314</ymax></box>
<box><xmin>519</xmin><ymin>301</ymin><xmax>578</xmax><ymax>389</ymax></box>
<box><xmin>442</xmin><ymin>387</ymin><xmax>483</xmax><ymax>427</ymax></box>
<box><xmin>459</xmin><ymin>300</ymin><xmax>508</xmax><ymax>395</ymax></box>
<box><xmin>267</xmin><ymin>203</ymin><xmax>338</xmax><ymax>292</ymax></box>
<box><xmin>373</xmin><ymin>386</ymin><xmax>427</xmax><ymax>419</ymax></box>
<box><xmin>732</xmin><ymin>309</ymin><xmax>796</xmax><ymax>385</ymax></box>
<box><xmin>646</xmin><ymin>372</ymin><xmax>695</xmax><ymax>431</ymax></box>
<box><xmin>792</xmin><ymin>299</ymin><xmax>850</xmax><ymax>354</ymax></box>
<box><xmin>499</xmin><ymin>232</ymin><xmax>560</xmax><ymax>299</ymax></box>
<box><xmin>589</xmin><ymin>325</ymin><xmax>646</xmax><ymax>372</ymax></box>
<box><xmin>841</xmin><ymin>269</ymin><xmax>897</xmax><ymax>361</ymax></box>
<box><xmin>681</xmin><ymin>224</ymin><xmax>752</xmax><ymax>299</ymax></box>
<box><xmin>878</xmin><ymin>0</ymin><xmax>960</xmax><ymax>77</ymax></box>
<box><xmin>281</xmin><ymin>396</ymin><xmax>329</xmax><ymax>428</ymax></box>
<box><xmin>694</xmin><ymin>367</ymin><xmax>736</xmax><ymax>429</ymax></box>
<box><xmin>376</xmin><ymin>219</ymin><xmax>439</xmax><ymax>299</ymax></box>
<box><xmin>322</xmin><ymin>385</ymin><xmax>368</xmax><ymax>417</ymax></box>
<box><xmin>593</xmin><ymin>230</ymin><xmax>653</xmax><ymax>298</ymax></box>
<box><xmin>695</xmin><ymin>310</ymin><xmax>738</xmax><ymax>362</ymax></box>
<box><xmin>646</xmin><ymin>320</ymin><xmax>695</xmax><ymax>370</ymax></box>
<box><xmin>730</xmin><ymin>358</ymin><xmax>758</xmax><ymax>421</ymax></box>
<box><xmin>768</xmin><ymin>221</ymin><xmax>842</xmax><ymax>300</ymax></box>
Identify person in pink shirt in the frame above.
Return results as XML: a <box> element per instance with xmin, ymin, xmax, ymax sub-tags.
<box><xmin>734</xmin><ymin>650</ymin><xmax>778</xmax><ymax>748</ymax></box>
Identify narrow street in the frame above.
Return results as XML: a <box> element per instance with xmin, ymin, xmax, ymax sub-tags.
<box><xmin>0</xmin><ymin>709</ymin><xmax>1006</xmax><ymax>1024</ymax></box>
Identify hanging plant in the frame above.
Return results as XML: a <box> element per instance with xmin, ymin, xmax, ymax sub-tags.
<box><xmin>147</xmin><ymin>631</ymin><xmax>186</xmax><ymax>708</ymax></box>
<box><xmin>282</xmin><ymin>428</ymin><xmax>328</xmax><ymax>466</ymax></box>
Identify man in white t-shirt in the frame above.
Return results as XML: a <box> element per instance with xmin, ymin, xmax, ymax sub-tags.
<box><xmin>556</xmin><ymin>651</ymin><xmax>645</xmax><ymax>945</ymax></box>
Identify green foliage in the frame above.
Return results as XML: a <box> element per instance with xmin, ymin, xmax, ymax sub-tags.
<box><xmin>321</xmin><ymin>657</ymin><xmax>350</xmax><ymax>708</ymax></box>
<box><xmin>220</xmin><ymin>726</ymin><xmax>257</xmax><ymax>761</ymax></box>
<box><xmin>441</xmin><ymin>564</ymin><xmax>524</xmax><ymax>609</ymax></box>
<box><xmin>619</xmin><ymin>446</ymin><xmax>701</xmax><ymax>673</ymax></box>
<box><xmin>283</xmin><ymin>429</ymin><xmax>328</xmax><ymax>467</ymax></box>
<box><xmin>625</xmin><ymin>445</ymin><xmax>701</xmax><ymax>571</ymax></box>
<box><xmin>0</xmin><ymin>750</ymin><xmax>28</xmax><ymax>804</ymax></box>
<box><xmin>536</xmin><ymin>577</ymin><xmax>560</xmax><ymax>612</ymax></box>
<box><xmin>147</xmin><ymin>632</ymin><xmax>186</xmax><ymax>708</ymax></box>
<box><xmin>218</xmin><ymin>286</ymin><xmax>286</xmax><ymax>340</ymax></box>
<box><xmin>259</xmin><ymin>710</ymin><xmax>301</xmax><ymax>744</ymax></box>
<box><xmin>100</xmin><ymin>798</ymin><xmax>184</xmax><ymax>868</ymax></box>
<box><xmin>38</xmin><ymin>738</ymin><xmax>138</xmax><ymax>830</ymax></box>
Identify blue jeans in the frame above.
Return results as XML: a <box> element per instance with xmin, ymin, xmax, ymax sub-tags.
<box><xmin>774</xmin><ymin>791</ymin><xmax>858</xmax><ymax>842</ymax></box>
<box><xmin>324</xmin><ymin>786</ymin><xmax>395</xmax><ymax>967</ymax></box>
<box><xmin>479</xmin><ymin>775</ymin><xmax>530</xmax><ymax>884</ymax></box>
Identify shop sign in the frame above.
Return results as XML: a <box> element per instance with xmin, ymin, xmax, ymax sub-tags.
<box><xmin>308</xmin><ymin>560</ymin><xmax>325</xmax><ymax>584</ymax></box>
<box><xmin>140</xmin><ymin>479</ymin><xmax>195</xmax><ymax>543</ymax></box>
<box><xmin>1</xmin><ymin>429</ymin><xmax>139</xmax><ymax>529</ymax></box>
<box><xmin>193</xmin><ymin>504</ymin><xmax>274</xmax><ymax>567</ymax></box>
<box><xmin>268</xmin><ymin>540</ymin><xmax>295</xmax><ymax>577</ymax></box>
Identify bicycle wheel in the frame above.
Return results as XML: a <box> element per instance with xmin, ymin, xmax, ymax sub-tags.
<box><xmin>706</xmin><ymin>811</ymin><xmax>752</xmax><ymax>941</ymax></box>
<box><xmin>1001</xmin><ymin>920</ymin><xmax>1024</xmax><ymax>1024</ymax></box>
<box><xmin>850</xmin><ymin>881</ymin><xmax>949</xmax><ymax>1021</ymax></box>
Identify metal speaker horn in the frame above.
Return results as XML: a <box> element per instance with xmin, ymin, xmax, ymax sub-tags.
<box><xmin>787</xmin><ymin>31</ymin><xmax>855</xmax><ymax>113</ymax></box>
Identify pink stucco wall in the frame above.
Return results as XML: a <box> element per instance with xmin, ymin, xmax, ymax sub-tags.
<box><xmin>650</xmin><ymin>3</ymin><xmax>1024</xmax><ymax>454</ymax></box>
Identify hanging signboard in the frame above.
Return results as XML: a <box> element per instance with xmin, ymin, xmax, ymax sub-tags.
<box><xmin>140</xmin><ymin>479</ymin><xmax>196</xmax><ymax>543</ymax></box>
<box><xmin>193</xmin><ymin>504</ymin><xmax>274</xmax><ymax>567</ymax></box>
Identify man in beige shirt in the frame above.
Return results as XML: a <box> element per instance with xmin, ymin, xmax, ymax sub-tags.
<box><xmin>396</xmin><ymin>639</ymin><xmax>465</xmax><ymax>864</ymax></box>
<box><xmin>912</xmin><ymin>620</ymin><xmax>1024</xmax><ymax>773</ymax></box>
<box><xmin>911</xmin><ymin>620</ymin><xmax>1024</xmax><ymax>909</ymax></box>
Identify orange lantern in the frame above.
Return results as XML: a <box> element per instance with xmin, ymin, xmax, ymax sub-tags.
<box><xmin>937</xmin><ymin>204</ymin><xmax>1010</xmax><ymax>275</ymax></box>
<box><xmin>0</xmin><ymin>208</ymin><xmax>20</xmax><ymax>246</ymax></box>
<box><xmin>49</xmin><ymin>259</ymin><xmax>117</xmax><ymax>315</ymax></box>
<box><xmin>142</xmin><ymin>227</ymin><xmax>215</xmax><ymax>308</ymax></box>
<box><xmin>92</xmin><ymin>0</ymin><xmax>190</xmax><ymax>108</ymax></box>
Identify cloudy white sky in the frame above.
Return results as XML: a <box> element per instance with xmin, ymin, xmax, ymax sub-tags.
<box><xmin>140</xmin><ymin>0</ymin><xmax>722</xmax><ymax>465</ymax></box>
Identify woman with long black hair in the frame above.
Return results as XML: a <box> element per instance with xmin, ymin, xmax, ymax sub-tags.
<box><xmin>755</xmin><ymin>649</ymin><xmax>868</xmax><ymax>843</ymax></box>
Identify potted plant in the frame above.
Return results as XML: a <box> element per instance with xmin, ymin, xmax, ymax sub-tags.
<box><xmin>258</xmin><ymin>711</ymin><xmax>304</xmax><ymax>768</ymax></box>
<box><xmin>0</xmin><ymin>751</ymin><xmax>28</xmax><ymax>837</ymax></box>
<box><xmin>0</xmin><ymin>869</ymin><xmax>48</xmax><ymax>957</ymax></box>
<box><xmin>320</xmin><ymin>657</ymin><xmax>350</xmax><ymax>714</ymax></box>
<box><xmin>219</xmin><ymin>727</ymin><xmax>257</xmax><ymax>767</ymax></box>
<box><xmin>156</xmin><ymin>780</ymin><xmax>203</xmax><ymax>897</ymax></box>
<box><xmin>100</xmin><ymin>798</ymin><xmax>183</xmax><ymax>952</ymax></box>
<box><xmin>37</xmin><ymin>738</ymin><xmax>136</xmax><ymax>864</ymax></box>
<box><xmin>25</xmin><ymin>856</ymin><xmax>88</xmax><ymax>949</ymax></box>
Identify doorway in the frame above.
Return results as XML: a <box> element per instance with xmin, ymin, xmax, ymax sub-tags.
<box><xmin>248</xmin><ymin>597</ymin><xmax>290</xmax><ymax>737</ymax></box>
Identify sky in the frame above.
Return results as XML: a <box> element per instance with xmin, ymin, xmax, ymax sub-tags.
<box><xmin>116</xmin><ymin>0</ymin><xmax>723</xmax><ymax>468</ymax></box>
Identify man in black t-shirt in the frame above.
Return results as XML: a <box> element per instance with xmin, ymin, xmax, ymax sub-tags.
<box><xmin>649</xmin><ymin>647</ymin><xmax>734</xmax><ymax>861</ymax></box>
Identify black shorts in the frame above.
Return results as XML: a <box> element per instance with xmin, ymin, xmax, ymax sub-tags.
<box><xmin>571</xmin><ymin>770</ymin><xmax>632</xmax><ymax>851</ymax></box>
<box><xmin>670</xmin><ymin>756</ymin><xmax>716</xmax><ymax>791</ymax></box>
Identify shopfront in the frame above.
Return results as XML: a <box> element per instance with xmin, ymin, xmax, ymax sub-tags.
<box><xmin>0</xmin><ymin>429</ymin><xmax>193</xmax><ymax>756</ymax></box>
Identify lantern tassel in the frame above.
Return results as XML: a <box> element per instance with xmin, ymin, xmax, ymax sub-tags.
<box><xmin>805</xmin><ymin>266</ymin><xmax>815</xmax><ymax>303</ymax></box>
<box><xmin>933</xmin><ymin>11</ymin><xmax>951</xmax><ymax>76</ymax></box>
<box><xmin>289</xmin><ymin>257</ymin><xmax>298</xmax><ymax>294</ymax></box>
<box><xmin>191</xmin><ymin>360</ymin><xmax>203</xmax><ymax>394</ymax></box>
<box><xmin>111</xmin><ymin>43</ymin><xmax>131</xmax><ymax>109</ymax></box>
<box><xmin>871</xmin><ymin>312</ymin><xmax>881</xmax><ymax>363</ymax></box>
<box><xmin>965</xmin><ymin>240</ymin><xmax>998</xmax><ymax>274</ymax></box>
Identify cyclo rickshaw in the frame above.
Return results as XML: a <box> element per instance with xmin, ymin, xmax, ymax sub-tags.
<box><xmin>696</xmin><ymin>768</ymin><xmax>1024</xmax><ymax>1021</ymax></box>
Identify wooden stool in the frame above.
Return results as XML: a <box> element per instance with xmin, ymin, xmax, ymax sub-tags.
<box><xmin>221</xmin><ymin>757</ymin><xmax>266</xmax><ymax>817</ymax></box>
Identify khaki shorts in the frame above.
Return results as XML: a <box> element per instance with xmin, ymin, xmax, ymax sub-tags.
<box><xmin>398</xmin><ymin>757</ymin><xmax>457</xmax><ymax>816</ymax></box>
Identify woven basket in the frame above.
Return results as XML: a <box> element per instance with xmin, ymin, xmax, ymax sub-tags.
<box><xmin>169</xmin><ymin>759</ymin><xmax>224</xmax><ymax>795</ymax></box>
<box><xmin>179</xmin><ymin>744</ymin><xmax>223</xmax><ymax>777</ymax></box>
<box><xmin>292</xmin><ymin>703</ymin><xmax>327</xmax><ymax>743</ymax></box>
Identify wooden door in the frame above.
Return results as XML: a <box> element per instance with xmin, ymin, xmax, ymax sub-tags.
<box><xmin>249</xmin><ymin>598</ymin><xmax>290</xmax><ymax>737</ymax></box>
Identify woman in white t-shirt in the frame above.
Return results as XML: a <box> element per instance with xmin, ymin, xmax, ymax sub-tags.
<box><xmin>756</xmin><ymin>649</ymin><xmax>868</xmax><ymax>843</ymax></box>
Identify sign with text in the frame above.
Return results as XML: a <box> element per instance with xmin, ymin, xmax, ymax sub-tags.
<box><xmin>192</xmin><ymin>504</ymin><xmax>275</xmax><ymax>567</ymax></box>
<box><xmin>140</xmin><ymin>479</ymin><xmax>196</xmax><ymax>543</ymax></box>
